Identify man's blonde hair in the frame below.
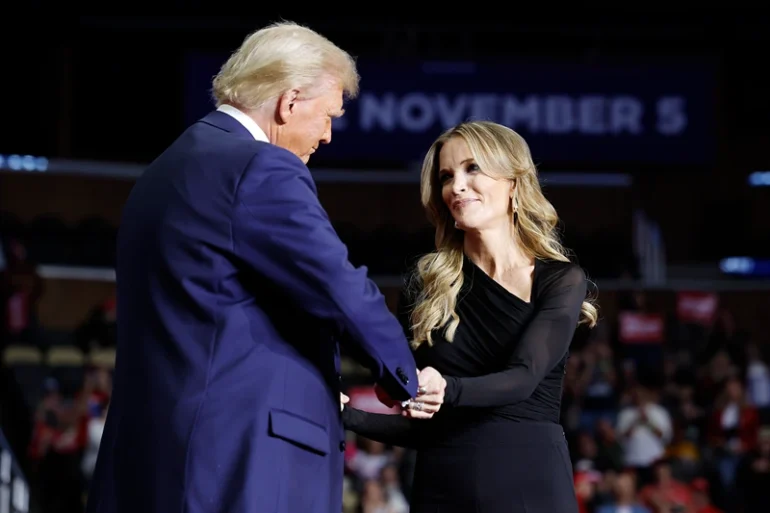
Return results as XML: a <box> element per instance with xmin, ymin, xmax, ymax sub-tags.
<box><xmin>212</xmin><ymin>21</ymin><xmax>359</xmax><ymax>110</ymax></box>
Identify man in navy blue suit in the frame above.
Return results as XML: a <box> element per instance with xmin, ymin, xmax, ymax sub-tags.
<box><xmin>86</xmin><ymin>21</ymin><xmax>444</xmax><ymax>513</ymax></box>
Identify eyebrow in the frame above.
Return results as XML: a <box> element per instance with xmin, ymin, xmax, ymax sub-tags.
<box><xmin>439</xmin><ymin>157</ymin><xmax>475</xmax><ymax>174</ymax></box>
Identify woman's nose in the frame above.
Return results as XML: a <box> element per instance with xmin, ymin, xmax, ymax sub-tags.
<box><xmin>452</xmin><ymin>173</ymin><xmax>467</xmax><ymax>193</ymax></box>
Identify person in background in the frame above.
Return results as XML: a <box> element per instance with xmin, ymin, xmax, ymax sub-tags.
<box><xmin>0</xmin><ymin>239</ymin><xmax>42</xmax><ymax>345</ymax></box>
<box><xmin>81</xmin><ymin>401</ymin><xmax>108</xmax><ymax>486</ymax></box>
<box><xmin>596</xmin><ymin>471</ymin><xmax>650</xmax><ymax>513</ymax></box>
<box><xmin>75</xmin><ymin>297</ymin><xmax>117</xmax><ymax>352</ymax></box>
<box><xmin>638</xmin><ymin>459</ymin><xmax>693</xmax><ymax>513</ymax></box>
<box><xmin>617</xmin><ymin>381</ymin><xmax>673</xmax><ymax>485</ymax></box>
<box><xmin>707</xmin><ymin>376</ymin><xmax>759</xmax><ymax>494</ymax></box>
<box><xmin>689</xmin><ymin>478</ymin><xmax>722</xmax><ymax>513</ymax></box>
<box><xmin>735</xmin><ymin>426</ymin><xmax>770</xmax><ymax>512</ymax></box>
<box><xmin>744</xmin><ymin>343</ymin><xmax>770</xmax><ymax>422</ymax></box>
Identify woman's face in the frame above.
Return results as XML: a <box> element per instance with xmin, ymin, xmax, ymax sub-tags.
<box><xmin>438</xmin><ymin>136</ymin><xmax>513</xmax><ymax>232</ymax></box>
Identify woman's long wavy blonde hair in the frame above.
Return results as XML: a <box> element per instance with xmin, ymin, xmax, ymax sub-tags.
<box><xmin>409</xmin><ymin>121</ymin><xmax>598</xmax><ymax>348</ymax></box>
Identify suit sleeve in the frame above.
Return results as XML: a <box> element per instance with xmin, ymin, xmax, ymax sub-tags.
<box><xmin>232</xmin><ymin>147</ymin><xmax>418</xmax><ymax>400</ymax></box>
<box><xmin>442</xmin><ymin>265</ymin><xmax>587</xmax><ymax>408</ymax></box>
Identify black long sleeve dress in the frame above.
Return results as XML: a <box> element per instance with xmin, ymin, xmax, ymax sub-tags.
<box><xmin>342</xmin><ymin>256</ymin><xmax>587</xmax><ymax>513</ymax></box>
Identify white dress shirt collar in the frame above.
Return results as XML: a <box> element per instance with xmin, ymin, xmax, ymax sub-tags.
<box><xmin>216</xmin><ymin>104</ymin><xmax>269</xmax><ymax>143</ymax></box>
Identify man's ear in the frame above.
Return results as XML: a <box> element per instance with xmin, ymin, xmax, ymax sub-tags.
<box><xmin>276</xmin><ymin>89</ymin><xmax>300</xmax><ymax>125</ymax></box>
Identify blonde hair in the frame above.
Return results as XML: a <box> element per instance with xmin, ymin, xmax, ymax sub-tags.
<box><xmin>409</xmin><ymin>121</ymin><xmax>598</xmax><ymax>347</ymax></box>
<box><xmin>212</xmin><ymin>21</ymin><xmax>359</xmax><ymax>110</ymax></box>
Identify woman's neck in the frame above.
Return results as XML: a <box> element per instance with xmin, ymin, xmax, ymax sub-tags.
<box><xmin>462</xmin><ymin>225</ymin><xmax>531</xmax><ymax>278</ymax></box>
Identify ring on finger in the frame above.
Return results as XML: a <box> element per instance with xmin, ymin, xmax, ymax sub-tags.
<box><xmin>412</xmin><ymin>401</ymin><xmax>423</xmax><ymax>411</ymax></box>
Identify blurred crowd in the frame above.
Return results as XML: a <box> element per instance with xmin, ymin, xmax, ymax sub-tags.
<box><xmin>26</xmin><ymin>367</ymin><xmax>111</xmax><ymax>513</ymax></box>
<box><xmin>562</xmin><ymin>304</ymin><xmax>770</xmax><ymax>513</ymax></box>
<box><xmin>1</xmin><ymin>238</ymin><xmax>115</xmax><ymax>513</ymax></box>
<box><xmin>2</xmin><ymin>237</ymin><xmax>770</xmax><ymax>513</ymax></box>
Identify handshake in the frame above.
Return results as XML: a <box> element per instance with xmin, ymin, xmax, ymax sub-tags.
<box><xmin>340</xmin><ymin>367</ymin><xmax>447</xmax><ymax>419</ymax></box>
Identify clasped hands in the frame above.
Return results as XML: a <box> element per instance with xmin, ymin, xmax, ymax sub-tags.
<box><xmin>340</xmin><ymin>367</ymin><xmax>446</xmax><ymax>419</ymax></box>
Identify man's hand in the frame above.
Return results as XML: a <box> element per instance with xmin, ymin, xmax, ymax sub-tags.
<box><xmin>340</xmin><ymin>392</ymin><xmax>349</xmax><ymax>412</ymax></box>
<box><xmin>403</xmin><ymin>366</ymin><xmax>446</xmax><ymax>419</ymax></box>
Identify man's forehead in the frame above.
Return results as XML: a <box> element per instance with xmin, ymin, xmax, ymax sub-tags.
<box><xmin>328</xmin><ymin>86</ymin><xmax>345</xmax><ymax>109</ymax></box>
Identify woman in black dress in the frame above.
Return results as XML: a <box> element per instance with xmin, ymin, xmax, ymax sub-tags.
<box><xmin>342</xmin><ymin>121</ymin><xmax>598</xmax><ymax>513</ymax></box>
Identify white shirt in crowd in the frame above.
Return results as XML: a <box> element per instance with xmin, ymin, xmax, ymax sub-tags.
<box><xmin>347</xmin><ymin>451</ymin><xmax>392</xmax><ymax>482</ymax></box>
<box><xmin>616</xmin><ymin>403</ymin><xmax>673</xmax><ymax>467</ymax></box>
<box><xmin>747</xmin><ymin>360</ymin><xmax>770</xmax><ymax>408</ymax></box>
<box><xmin>81</xmin><ymin>416</ymin><xmax>106</xmax><ymax>480</ymax></box>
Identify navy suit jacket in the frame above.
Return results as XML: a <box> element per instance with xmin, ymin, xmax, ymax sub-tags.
<box><xmin>86</xmin><ymin>110</ymin><xmax>418</xmax><ymax>513</ymax></box>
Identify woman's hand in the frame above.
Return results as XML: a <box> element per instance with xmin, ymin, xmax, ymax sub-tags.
<box><xmin>402</xmin><ymin>366</ymin><xmax>446</xmax><ymax>419</ymax></box>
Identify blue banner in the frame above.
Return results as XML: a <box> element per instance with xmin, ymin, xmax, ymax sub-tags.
<box><xmin>185</xmin><ymin>55</ymin><xmax>716</xmax><ymax>166</ymax></box>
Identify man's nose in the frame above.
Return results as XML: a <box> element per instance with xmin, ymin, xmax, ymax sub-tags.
<box><xmin>320</xmin><ymin>126</ymin><xmax>332</xmax><ymax>144</ymax></box>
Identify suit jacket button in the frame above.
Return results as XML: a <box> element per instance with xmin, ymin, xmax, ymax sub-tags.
<box><xmin>396</xmin><ymin>367</ymin><xmax>409</xmax><ymax>385</ymax></box>
<box><xmin>339</xmin><ymin>441</ymin><xmax>346</xmax><ymax>452</ymax></box>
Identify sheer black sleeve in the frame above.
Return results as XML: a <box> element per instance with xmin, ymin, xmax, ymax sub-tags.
<box><xmin>442</xmin><ymin>265</ymin><xmax>587</xmax><ymax>408</ymax></box>
<box><xmin>396</xmin><ymin>272</ymin><xmax>418</xmax><ymax>339</ymax></box>
<box><xmin>341</xmin><ymin>407</ymin><xmax>423</xmax><ymax>449</ymax></box>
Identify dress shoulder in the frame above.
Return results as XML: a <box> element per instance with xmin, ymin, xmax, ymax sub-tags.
<box><xmin>534</xmin><ymin>259</ymin><xmax>588</xmax><ymax>300</ymax></box>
